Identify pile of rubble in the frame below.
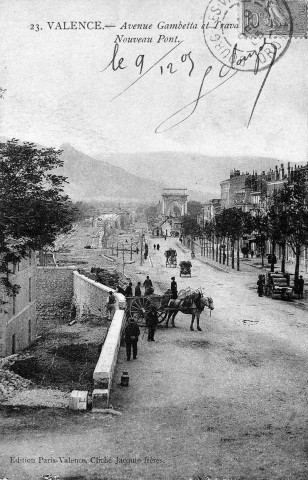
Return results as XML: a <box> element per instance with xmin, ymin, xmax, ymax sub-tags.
<box><xmin>83</xmin><ymin>267</ymin><xmax>121</xmax><ymax>288</ymax></box>
<box><xmin>0</xmin><ymin>366</ymin><xmax>32</xmax><ymax>401</ymax></box>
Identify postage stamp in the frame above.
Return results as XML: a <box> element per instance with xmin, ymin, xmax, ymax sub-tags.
<box><xmin>241</xmin><ymin>0</ymin><xmax>308</xmax><ymax>38</ymax></box>
<box><xmin>203</xmin><ymin>0</ymin><xmax>291</xmax><ymax>72</ymax></box>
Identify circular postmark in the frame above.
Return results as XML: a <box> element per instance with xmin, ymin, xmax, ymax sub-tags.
<box><xmin>203</xmin><ymin>0</ymin><xmax>292</xmax><ymax>73</ymax></box>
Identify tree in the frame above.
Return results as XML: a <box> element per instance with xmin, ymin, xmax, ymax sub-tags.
<box><xmin>72</xmin><ymin>201</ymin><xmax>99</xmax><ymax>222</ymax></box>
<box><xmin>187</xmin><ymin>200</ymin><xmax>203</xmax><ymax>219</ymax></box>
<box><xmin>0</xmin><ymin>139</ymin><xmax>75</xmax><ymax>294</ymax></box>
<box><xmin>252</xmin><ymin>210</ymin><xmax>269</xmax><ymax>268</ymax></box>
<box><xmin>145</xmin><ymin>204</ymin><xmax>158</xmax><ymax>227</ymax></box>
<box><xmin>217</xmin><ymin>208</ymin><xmax>253</xmax><ymax>270</ymax></box>
<box><xmin>181</xmin><ymin>215</ymin><xmax>202</xmax><ymax>237</ymax></box>
<box><xmin>270</xmin><ymin>173</ymin><xmax>308</xmax><ymax>284</ymax></box>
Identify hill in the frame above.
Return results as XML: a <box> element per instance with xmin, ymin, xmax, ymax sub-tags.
<box><xmin>94</xmin><ymin>151</ymin><xmax>300</xmax><ymax>198</ymax></box>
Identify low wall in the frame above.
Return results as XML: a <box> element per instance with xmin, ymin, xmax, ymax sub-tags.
<box><xmin>93</xmin><ymin>309</ymin><xmax>126</xmax><ymax>407</ymax></box>
<box><xmin>73</xmin><ymin>271</ymin><xmax>126</xmax><ymax>409</ymax></box>
<box><xmin>73</xmin><ymin>271</ymin><xmax>126</xmax><ymax>319</ymax></box>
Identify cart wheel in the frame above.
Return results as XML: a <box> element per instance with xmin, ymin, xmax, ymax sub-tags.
<box><xmin>130</xmin><ymin>296</ymin><xmax>154</xmax><ymax>326</ymax></box>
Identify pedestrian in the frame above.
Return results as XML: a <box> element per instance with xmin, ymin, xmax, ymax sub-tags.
<box><xmin>257</xmin><ymin>275</ymin><xmax>264</xmax><ymax>297</ymax></box>
<box><xmin>124</xmin><ymin>317</ymin><xmax>140</xmax><ymax>361</ymax></box>
<box><xmin>135</xmin><ymin>281</ymin><xmax>142</xmax><ymax>297</ymax></box>
<box><xmin>157</xmin><ymin>244</ymin><xmax>160</xmax><ymax>251</ymax></box>
<box><xmin>165</xmin><ymin>235</ymin><xmax>167</xmax><ymax>240</ymax></box>
<box><xmin>143</xmin><ymin>275</ymin><xmax>153</xmax><ymax>289</ymax></box>
<box><xmin>124</xmin><ymin>282</ymin><xmax>133</xmax><ymax>297</ymax></box>
<box><xmin>106</xmin><ymin>291</ymin><xmax>116</xmax><ymax>320</ymax></box>
<box><xmin>147</xmin><ymin>305</ymin><xmax>158</xmax><ymax>341</ymax></box>
<box><xmin>136</xmin><ymin>246</ymin><xmax>139</xmax><ymax>254</ymax></box>
<box><xmin>298</xmin><ymin>275</ymin><xmax>304</xmax><ymax>299</ymax></box>
<box><xmin>171</xmin><ymin>276</ymin><xmax>178</xmax><ymax>299</ymax></box>
<box><xmin>154</xmin><ymin>244</ymin><xmax>156</xmax><ymax>250</ymax></box>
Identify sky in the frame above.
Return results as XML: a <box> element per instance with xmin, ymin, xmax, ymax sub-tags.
<box><xmin>0</xmin><ymin>0</ymin><xmax>307</xmax><ymax>164</ymax></box>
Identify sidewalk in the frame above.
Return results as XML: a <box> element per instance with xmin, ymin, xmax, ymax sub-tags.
<box><xmin>179</xmin><ymin>241</ymin><xmax>308</xmax><ymax>311</ymax></box>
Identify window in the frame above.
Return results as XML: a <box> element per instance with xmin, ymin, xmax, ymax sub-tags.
<box><xmin>29</xmin><ymin>277</ymin><xmax>32</xmax><ymax>302</ymax></box>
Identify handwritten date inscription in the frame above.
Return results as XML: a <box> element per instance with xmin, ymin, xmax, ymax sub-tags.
<box><xmin>103</xmin><ymin>40</ymin><xmax>277</xmax><ymax>133</ymax></box>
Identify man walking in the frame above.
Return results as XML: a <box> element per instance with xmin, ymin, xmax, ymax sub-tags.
<box><xmin>124</xmin><ymin>317</ymin><xmax>140</xmax><ymax>361</ymax></box>
<box><xmin>257</xmin><ymin>275</ymin><xmax>264</xmax><ymax>297</ymax></box>
<box><xmin>298</xmin><ymin>275</ymin><xmax>304</xmax><ymax>299</ymax></box>
<box><xmin>147</xmin><ymin>306</ymin><xmax>158</xmax><ymax>342</ymax></box>
<box><xmin>106</xmin><ymin>291</ymin><xmax>116</xmax><ymax>320</ymax></box>
<box><xmin>171</xmin><ymin>276</ymin><xmax>178</xmax><ymax>299</ymax></box>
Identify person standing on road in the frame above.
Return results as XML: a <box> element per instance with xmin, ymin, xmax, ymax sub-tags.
<box><xmin>171</xmin><ymin>276</ymin><xmax>178</xmax><ymax>299</ymax></box>
<box><xmin>298</xmin><ymin>276</ymin><xmax>304</xmax><ymax>299</ymax></box>
<box><xmin>124</xmin><ymin>317</ymin><xmax>140</xmax><ymax>360</ymax></box>
<box><xmin>156</xmin><ymin>244</ymin><xmax>160</xmax><ymax>251</ymax></box>
<box><xmin>143</xmin><ymin>276</ymin><xmax>153</xmax><ymax>289</ymax></box>
<box><xmin>257</xmin><ymin>275</ymin><xmax>264</xmax><ymax>297</ymax></box>
<box><xmin>106</xmin><ymin>291</ymin><xmax>116</xmax><ymax>320</ymax></box>
<box><xmin>135</xmin><ymin>281</ymin><xmax>142</xmax><ymax>297</ymax></box>
<box><xmin>124</xmin><ymin>282</ymin><xmax>133</xmax><ymax>297</ymax></box>
<box><xmin>154</xmin><ymin>244</ymin><xmax>156</xmax><ymax>250</ymax></box>
<box><xmin>147</xmin><ymin>306</ymin><xmax>158</xmax><ymax>342</ymax></box>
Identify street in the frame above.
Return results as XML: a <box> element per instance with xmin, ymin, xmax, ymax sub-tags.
<box><xmin>1</xmin><ymin>236</ymin><xmax>308</xmax><ymax>480</ymax></box>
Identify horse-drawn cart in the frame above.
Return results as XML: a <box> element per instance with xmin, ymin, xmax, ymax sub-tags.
<box><xmin>264</xmin><ymin>272</ymin><xmax>293</xmax><ymax>300</ymax></box>
<box><xmin>125</xmin><ymin>288</ymin><xmax>214</xmax><ymax>330</ymax></box>
<box><xmin>179</xmin><ymin>260</ymin><xmax>192</xmax><ymax>277</ymax></box>
<box><xmin>165</xmin><ymin>248</ymin><xmax>177</xmax><ymax>268</ymax></box>
<box><xmin>125</xmin><ymin>295</ymin><xmax>168</xmax><ymax>326</ymax></box>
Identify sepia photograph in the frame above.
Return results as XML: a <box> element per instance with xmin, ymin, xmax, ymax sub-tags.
<box><xmin>0</xmin><ymin>0</ymin><xmax>307</xmax><ymax>479</ymax></box>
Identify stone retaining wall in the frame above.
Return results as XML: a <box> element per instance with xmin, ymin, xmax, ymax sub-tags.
<box><xmin>36</xmin><ymin>267</ymin><xmax>74</xmax><ymax>334</ymax></box>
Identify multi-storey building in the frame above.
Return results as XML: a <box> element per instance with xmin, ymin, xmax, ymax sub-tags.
<box><xmin>220</xmin><ymin>163</ymin><xmax>308</xmax><ymax>213</ymax></box>
<box><xmin>0</xmin><ymin>251</ymin><xmax>36</xmax><ymax>357</ymax></box>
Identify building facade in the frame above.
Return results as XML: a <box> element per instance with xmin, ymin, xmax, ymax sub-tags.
<box><xmin>0</xmin><ymin>251</ymin><xmax>36</xmax><ymax>357</ymax></box>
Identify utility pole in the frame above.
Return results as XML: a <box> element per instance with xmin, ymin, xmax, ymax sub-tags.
<box><xmin>140</xmin><ymin>232</ymin><xmax>144</xmax><ymax>266</ymax></box>
<box><xmin>122</xmin><ymin>243</ymin><xmax>125</xmax><ymax>275</ymax></box>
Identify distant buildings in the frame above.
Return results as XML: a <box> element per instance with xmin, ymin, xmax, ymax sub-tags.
<box><xmin>152</xmin><ymin>188</ymin><xmax>188</xmax><ymax>237</ymax></box>
<box><xmin>219</xmin><ymin>163</ymin><xmax>308</xmax><ymax>213</ymax></box>
<box><xmin>0</xmin><ymin>251</ymin><xmax>36</xmax><ymax>357</ymax></box>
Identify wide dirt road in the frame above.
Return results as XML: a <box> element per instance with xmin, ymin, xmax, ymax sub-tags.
<box><xmin>2</xmin><ymin>237</ymin><xmax>308</xmax><ymax>480</ymax></box>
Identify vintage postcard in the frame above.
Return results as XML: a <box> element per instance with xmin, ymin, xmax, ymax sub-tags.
<box><xmin>0</xmin><ymin>0</ymin><xmax>307</xmax><ymax>479</ymax></box>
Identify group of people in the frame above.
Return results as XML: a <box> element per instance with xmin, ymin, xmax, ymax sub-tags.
<box><xmin>124</xmin><ymin>304</ymin><xmax>158</xmax><ymax>361</ymax></box>
<box><xmin>124</xmin><ymin>275</ymin><xmax>179</xmax><ymax>361</ymax></box>
<box><xmin>153</xmin><ymin>244</ymin><xmax>160</xmax><ymax>251</ymax></box>
<box><xmin>116</xmin><ymin>276</ymin><xmax>154</xmax><ymax>298</ymax></box>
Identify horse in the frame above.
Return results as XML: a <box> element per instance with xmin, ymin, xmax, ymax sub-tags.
<box><xmin>164</xmin><ymin>292</ymin><xmax>214</xmax><ymax>331</ymax></box>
